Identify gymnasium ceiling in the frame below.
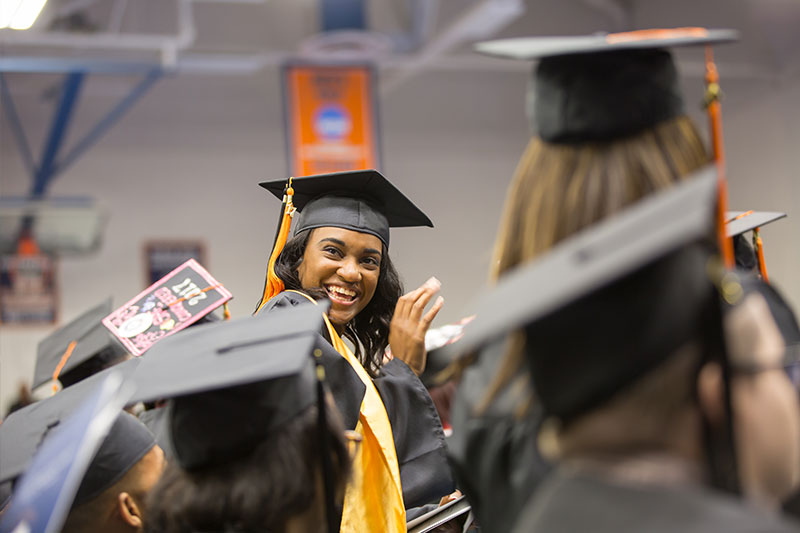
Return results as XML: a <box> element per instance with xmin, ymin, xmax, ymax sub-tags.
<box><xmin>1</xmin><ymin>0</ymin><xmax>800</xmax><ymax>86</ymax></box>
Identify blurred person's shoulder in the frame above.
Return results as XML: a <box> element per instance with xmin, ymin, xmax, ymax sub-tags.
<box><xmin>513</xmin><ymin>469</ymin><xmax>800</xmax><ymax>533</ymax></box>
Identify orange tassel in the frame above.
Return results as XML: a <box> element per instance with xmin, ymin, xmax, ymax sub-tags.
<box><xmin>256</xmin><ymin>178</ymin><xmax>295</xmax><ymax>313</ymax></box>
<box><xmin>52</xmin><ymin>340</ymin><xmax>78</xmax><ymax>394</ymax></box>
<box><xmin>223</xmin><ymin>302</ymin><xmax>231</xmax><ymax>321</ymax></box>
<box><xmin>753</xmin><ymin>228</ymin><xmax>769</xmax><ymax>283</ymax></box>
<box><xmin>705</xmin><ymin>46</ymin><xmax>734</xmax><ymax>269</ymax></box>
<box><xmin>729</xmin><ymin>210</ymin><xmax>754</xmax><ymax>223</ymax></box>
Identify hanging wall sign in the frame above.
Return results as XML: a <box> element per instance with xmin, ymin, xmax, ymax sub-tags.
<box><xmin>0</xmin><ymin>254</ymin><xmax>58</xmax><ymax>324</ymax></box>
<box><xmin>283</xmin><ymin>63</ymin><xmax>381</xmax><ymax>176</ymax></box>
<box><xmin>102</xmin><ymin>259</ymin><xmax>231</xmax><ymax>356</ymax></box>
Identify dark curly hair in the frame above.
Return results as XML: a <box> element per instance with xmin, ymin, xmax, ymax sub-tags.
<box><xmin>143</xmin><ymin>404</ymin><xmax>350</xmax><ymax>533</ymax></box>
<box><xmin>260</xmin><ymin>230</ymin><xmax>403</xmax><ymax>376</ymax></box>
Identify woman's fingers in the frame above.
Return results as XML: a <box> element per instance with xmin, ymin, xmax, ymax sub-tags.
<box><xmin>410</xmin><ymin>285</ymin><xmax>438</xmax><ymax>322</ymax></box>
<box><xmin>396</xmin><ymin>277</ymin><xmax>440</xmax><ymax>319</ymax></box>
<box><xmin>420</xmin><ymin>296</ymin><xmax>444</xmax><ymax>330</ymax></box>
<box><xmin>409</xmin><ymin>277</ymin><xmax>441</xmax><ymax>319</ymax></box>
<box><xmin>395</xmin><ymin>285</ymin><xmax>425</xmax><ymax>317</ymax></box>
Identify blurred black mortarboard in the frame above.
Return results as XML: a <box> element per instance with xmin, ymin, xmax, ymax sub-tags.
<box><xmin>0</xmin><ymin>372</ymin><xmax>154</xmax><ymax>533</ymax></box>
<box><xmin>138</xmin><ymin>407</ymin><xmax>175</xmax><ymax>461</ymax></box>
<box><xmin>0</xmin><ymin>481</ymin><xmax>10</xmax><ymax>511</ymax></box>
<box><xmin>438</xmin><ymin>165</ymin><xmax>721</xmax><ymax>421</ymax></box>
<box><xmin>33</xmin><ymin>298</ymin><xmax>127</xmax><ymax>390</ymax></box>
<box><xmin>259</xmin><ymin>169</ymin><xmax>432</xmax><ymax>248</ymax></box>
<box><xmin>473</xmin><ymin>28</ymin><xmax>738</xmax><ymax>144</ymax></box>
<box><xmin>126</xmin><ymin>303</ymin><xmax>329</xmax><ymax>470</ymax></box>
<box><xmin>726</xmin><ymin>211</ymin><xmax>786</xmax><ymax>238</ymax></box>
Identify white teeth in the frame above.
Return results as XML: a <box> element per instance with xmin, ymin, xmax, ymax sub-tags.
<box><xmin>327</xmin><ymin>285</ymin><xmax>356</xmax><ymax>298</ymax></box>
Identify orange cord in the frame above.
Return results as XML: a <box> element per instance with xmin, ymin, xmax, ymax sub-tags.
<box><xmin>52</xmin><ymin>340</ymin><xmax>78</xmax><ymax>394</ymax></box>
<box><xmin>728</xmin><ymin>210</ymin><xmax>754</xmax><ymax>223</ymax></box>
<box><xmin>256</xmin><ymin>178</ymin><xmax>295</xmax><ymax>313</ymax></box>
<box><xmin>705</xmin><ymin>46</ymin><xmax>734</xmax><ymax>269</ymax></box>
<box><xmin>169</xmin><ymin>284</ymin><xmax>222</xmax><ymax>306</ymax></box>
<box><xmin>753</xmin><ymin>228</ymin><xmax>770</xmax><ymax>283</ymax></box>
<box><xmin>606</xmin><ymin>27</ymin><xmax>709</xmax><ymax>44</ymax></box>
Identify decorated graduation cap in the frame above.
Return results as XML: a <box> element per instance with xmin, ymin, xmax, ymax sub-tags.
<box><xmin>474</xmin><ymin>27</ymin><xmax>739</xmax><ymax>143</ymax></box>
<box><xmin>33</xmin><ymin>298</ymin><xmax>127</xmax><ymax>391</ymax></box>
<box><xmin>439</xmin><ymin>165</ymin><xmax>724</xmax><ymax>422</ymax></box>
<box><xmin>726</xmin><ymin>210</ymin><xmax>786</xmax><ymax>282</ymax></box>
<box><xmin>0</xmin><ymin>372</ymin><xmax>155</xmax><ymax>527</ymax></box>
<box><xmin>102</xmin><ymin>258</ymin><xmax>233</xmax><ymax>356</ymax></box>
<box><xmin>256</xmin><ymin>169</ymin><xmax>432</xmax><ymax>309</ymax></box>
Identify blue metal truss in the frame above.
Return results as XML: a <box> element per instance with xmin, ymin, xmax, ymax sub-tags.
<box><xmin>0</xmin><ymin>59</ymin><xmax>165</xmax><ymax>200</ymax></box>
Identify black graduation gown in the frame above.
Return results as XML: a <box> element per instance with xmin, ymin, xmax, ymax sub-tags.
<box><xmin>258</xmin><ymin>291</ymin><xmax>455</xmax><ymax>509</ymax></box>
<box><xmin>447</xmin><ymin>335</ymin><xmax>551</xmax><ymax>533</ymax></box>
<box><xmin>448</xmin><ymin>276</ymin><xmax>800</xmax><ymax>532</ymax></box>
<box><xmin>513</xmin><ymin>469</ymin><xmax>800</xmax><ymax>532</ymax></box>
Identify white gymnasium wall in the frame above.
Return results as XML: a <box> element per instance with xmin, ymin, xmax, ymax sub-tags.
<box><xmin>1</xmin><ymin>55</ymin><xmax>799</xmax><ymax>416</ymax></box>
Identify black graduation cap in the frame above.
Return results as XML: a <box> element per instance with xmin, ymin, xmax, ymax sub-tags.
<box><xmin>259</xmin><ymin>169</ymin><xmax>432</xmax><ymax>247</ymax></box>
<box><xmin>137</xmin><ymin>407</ymin><xmax>175</xmax><ymax>461</ymax></box>
<box><xmin>33</xmin><ymin>298</ymin><xmax>127</xmax><ymax>389</ymax></box>
<box><xmin>437</xmin><ymin>165</ymin><xmax>721</xmax><ymax>421</ymax></box>
<box><xmin>473</xmin><ymin>28</ymin><xmax>739</xmax><ymax>143</ymax></box>
<box><xmin>726</xmin><ymin>211</ymin><xmax>786</xmax><ymax>237</ymax></box>
<box><xmin>125</xmin><ymin>303</ymin><xmax>329</xmax><ymax>470</ymax></box>
<box><xmin>0</xmin><ymin>481</ymin><xmax>10</xmax><ymax>511</ymax></box>
<box><xmin>0</xmin><ymin>372</ymin><xmax>155</xmax><ymax>515</ymax></box>
<box><xmin>725</xmin><ymin>213</ymin><xmax>797</xmax><ymax>360</ymax></box>
<box><xmin>726</xmin><ymin>211</ymin><xmax>786</xmax><ymax>278</ymax></box>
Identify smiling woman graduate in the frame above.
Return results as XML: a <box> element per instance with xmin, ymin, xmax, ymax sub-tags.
<box><xmin>254</xmin><ymin>169</ymin><xmax>455</xmax><ymax>532</ymax></box>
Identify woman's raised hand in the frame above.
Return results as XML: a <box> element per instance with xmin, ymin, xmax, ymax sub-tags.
<box><xmin>388</xmin><ymin>277</ymin><xmax>444</xmax><ymax>376</ymax></box>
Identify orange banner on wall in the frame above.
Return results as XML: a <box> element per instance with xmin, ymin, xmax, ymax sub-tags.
<box><xmin>283</xmin><ymin>63</ymin><xmax>381</xmax><ymax>176</ymax></box>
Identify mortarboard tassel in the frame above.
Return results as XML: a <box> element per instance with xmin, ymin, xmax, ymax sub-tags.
<box><xmin>256</xmin><ymin>179</ymin><xmax>295</xmax><ymax>314</ymax></box>
<box><xmin>729</xmin><ymin>211</ymin><xmax>770</xmax><ymax>283</ymax></box>
<box><xmin>51</xmin><ymin>340</ymin><xmax>78</xmax><ymax>394</ymax></box>
<box><xmin>704</xmin><ymin>46</ymin><xmax>735</xmax><ymax>269</ymax></box>
<box><xmin>753</xmin><ymin>228</ymin><xmax>770</xmax><ymax>283</ymax></box>
<box><xmin>223</xmin><ymin>302</ymin><xmax>231</xmax><ymax>320</ymax></box>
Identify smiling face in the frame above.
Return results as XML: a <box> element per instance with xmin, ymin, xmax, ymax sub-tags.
<box><xmin>296</xmin><ymin>227</ymin><xmax>382</xmax><ymax>330</ymax></box>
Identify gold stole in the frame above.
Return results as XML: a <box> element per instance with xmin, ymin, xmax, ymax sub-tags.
<box><xmin>285</xmin><ymin>291</ymin><xmax>407</xmax><ymax>532</ymax></box>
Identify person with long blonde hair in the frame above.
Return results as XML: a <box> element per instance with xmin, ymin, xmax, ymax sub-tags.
<box><xmin>447</xmin><ymin>29</ymin><xmax>738</xmax><ymax>532</ymax></box>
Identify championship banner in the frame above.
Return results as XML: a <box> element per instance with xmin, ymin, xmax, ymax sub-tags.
<box><xmin>102</xmin><ymin>259</ymin><xmax>231</xmax><ymax>356</ymax></box>
<box><xmin>282</xmin><ymin>63</ymin><xmax>381</xmax><ymax>176</ymax></box>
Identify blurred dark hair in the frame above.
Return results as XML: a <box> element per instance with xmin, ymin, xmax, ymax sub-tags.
<box><xmin>733</xmin><ymin>234</ymin><xmax>757</xmax><ymax>272</ymax></box>
<box><xmin>143</xmin><ymin>404</ymin><xmax>350</xmax><ymax>533</ymax></box>
<box><xmin>267</xmin><ymin>230</ymin><xmax>403</xmax><ymax>376</ymax></box>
